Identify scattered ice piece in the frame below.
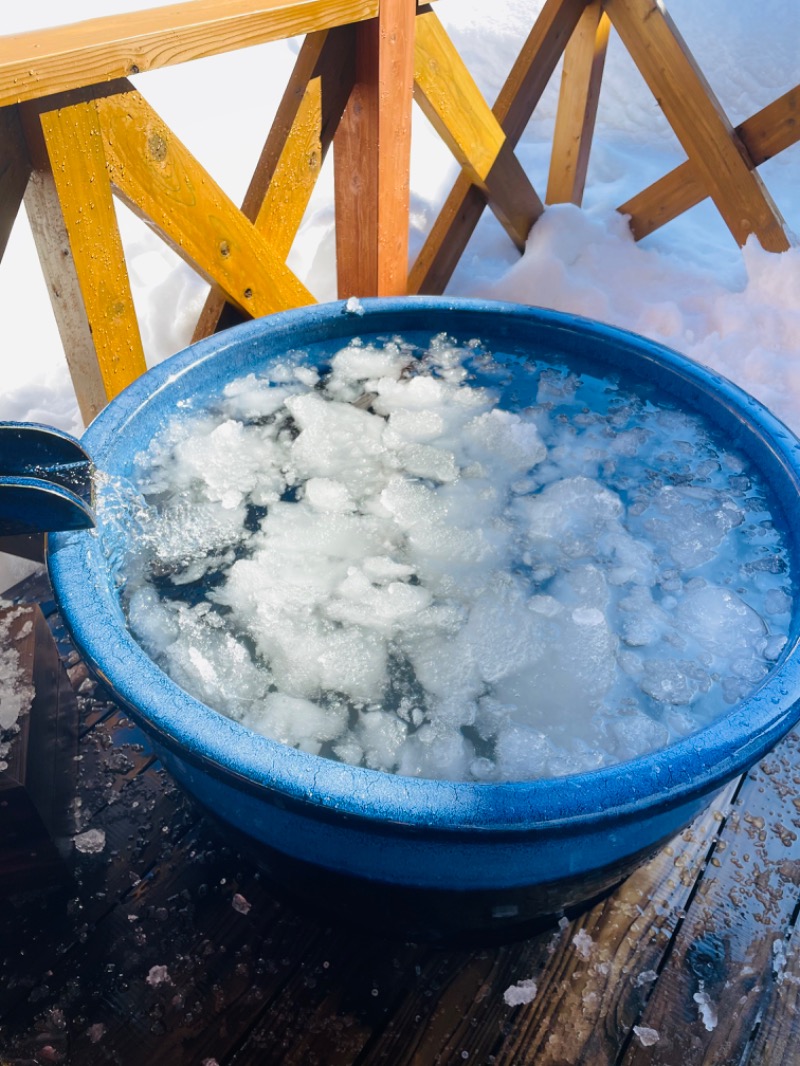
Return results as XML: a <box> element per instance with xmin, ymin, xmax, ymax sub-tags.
<box><xmin>345</xmin><ymin>296</ymin><xmax>365</xmax><ymax>316</ymax></box>
<box><xmin>633</xmin><ymin>1026</ymin><xmax>660</xmax><ymax>1047</ymax></box>
<box><xmin>572</xmin><ymin>929</ymin><xmax>594</xmax><ymax>960</ymax></box>
<box><xmin>86</xmin><ymin>1023</ymin><xmax>106</xmax><ymax>1044</ymax></box>
<box><xmin>146</xmin><ymin>965</ymin><xmax>172</xmax><ymax>987</ymax></box>
<box><xmin>73</xmin><ymin>829</ymin><xmax>106</xmax><ymax>855</ymax></box>
<box><xmin>773</xmin><ymin>938</ymin><xmax>788</xmax><ymax>982</ymax></box>
<box><xmin>503</xmin><ymin>978</ymin><xmax>538</xmax><ymax>1006</ymax></box>
<box><xmin>693</xmin><ymin>983</ymin><xmax>718</xmax><ymax>1031</ymax></box>
<box><xmin>635</xmin><ymin>969</ymin><xmax>659</xmax><ymax>987</ymax></box>
<box><xmin>231</xmin><ymin>892</ymin><xmax>252</xmax><ymax>915</ymax></box>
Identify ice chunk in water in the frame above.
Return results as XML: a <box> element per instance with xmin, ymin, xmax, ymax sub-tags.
<box><xmin>675</xmin><ymin>585</ymin><xmax>766</xmax><ymax>653</ymax></box>
<box><xmin>517</xmin><ymin>476</ymin><xmax>624</xmax><ymax>561</ymax></box>
<box><xmin>642</xmin><ymin>485</ymin><xmax>744</xmax><ymax>569</ymax></box>
<box><xmin>241</xmin><ymin>693</ymin><xmax>348</xmax><ymax>754</ymax></box>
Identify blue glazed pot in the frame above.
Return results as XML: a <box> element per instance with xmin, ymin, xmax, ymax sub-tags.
<box><xmin>48</xmin><ymin>298</ymin><xmax>800</xmax><ymax>935</ymax></box>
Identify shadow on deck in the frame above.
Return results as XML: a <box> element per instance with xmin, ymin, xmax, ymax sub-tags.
<box><xmin>1</xmin><ymin>568</ymin><xmax>800</xmax><ymax>1066</ymax></box>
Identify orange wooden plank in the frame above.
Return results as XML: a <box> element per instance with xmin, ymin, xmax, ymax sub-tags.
<box><xmin>621</xmin><ymin>85</ymin><xmax>800</xmax><ymax>240</ymax></box>
<box><xmin>21</xmin><ymin>89</ymin><xmax>146</xmax><ymax>422</ymax></box>
<box><xmin>334</xmin><ymin>0</ymin><xmax>415</xmax><ymax>297</ymax></box>
<box><xmin>409</xmin><ymin>0</ymin><xmax>586</xmax><ymax>295</ymax></box>
<box><xmin>546</xmin><ymin>1</ymin><xmax>610</xmax><ymax>205</ymax></box>
<box><xmin>604</xmin><ymin>0</ymin><xmax>789</xmax><ymax>251</ymax></box>
<box><xmin>0</xmin><ymin>0</ymin><xmax>377</xmax><ymax>108</ymax></box>
<box><xmin>193</xmin><ymin>26</ymin><xmax>355</xmax><ymax>340</ymax></box>
<box><xmin>0</xmin><ymin>105</ymin><xmax>31</xmax><ymax>263</ymax></box>
<box><xmin>97</xmin><ymin>85</ymin><xmax>314</xmax><ymax>317</ymax></box>
<box><xmin>413</xmin><ymin>8</ymin><xmax>543</xmax><ymax>251</ymax></box>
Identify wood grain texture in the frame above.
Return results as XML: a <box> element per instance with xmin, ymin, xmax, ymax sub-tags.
<box><xmin>546</xmin><ymin>1</ymin><xmax>610</xmax><ymax>206</ymax></box>
<box><xmin>413</xmin><ymin>8</ymin><xmax>542</xmax><ymax>250</ymax></box>
<box><xmin>0</xmin><ymin>0</ymin><xmax>377</xmax><ymax>108</ymax></box>
<box><xmin>745</xmin><ymin>895</ymin><xmax>800</xmax><ymax>1066</ymax></box>
<box><xmin>620</xmin><ymin>733</ymin><xmax>800</xmax><ymax>1066</ymax></box>
<box><xmin>334</xmin><ymin>0</ymin><xmax>415</xmax><ymax>297</ymax></box>
<box><xmin>0</xmin><ymin>105</ymin><xmax>31</xmax><ymax>262</ymax></box>
<box><xmin>21</xmin><ymin>93</ymin><xmax>145</xmax><ymax>422</ymax></box>
<box><xmin>409</xmin><ymin>0</ymin><xmax>586</xmax><ymax>294</ymax></box>
<box><xmin>604</xmin><ymin>0</ymin><xmax>789</xmax><ymax>252</ymax></box>
<box><xmin>193</xmin><ymin>27</ymin><xmax>355</xmax><ymax>340</ymax></box>
<box><xmin>97</xmin><ymin>85</ymin><xmax>314</xmax><ymax>317</ymax></box>
<box><xmin>621</xmin><ymin>84</ymin><xmax>800</xmax><ymax>240</ymax></box>
<box><xmin>491</xmin><ymin>792</ymin><xmax>738</xmax><ymax>1066</ymax></box>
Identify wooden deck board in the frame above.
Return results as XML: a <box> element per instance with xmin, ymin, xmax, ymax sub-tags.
<box><xmin>2</xmin><ymin>574</ymin><xmax>800</xmax><ymax>1065</ymax></box>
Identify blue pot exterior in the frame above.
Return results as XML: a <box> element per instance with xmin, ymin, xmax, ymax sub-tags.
<box><xmin>48</xmin><ymin>298</ymin><xmax>800</xmax><ymax>902</ymax></box>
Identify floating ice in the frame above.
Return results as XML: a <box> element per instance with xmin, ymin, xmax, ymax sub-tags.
<box><xmin>104</xmin><ymin>335</ymin><xmax>793</xmax><ymax>782</ymax></box>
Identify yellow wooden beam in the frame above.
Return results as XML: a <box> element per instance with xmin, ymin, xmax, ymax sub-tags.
<box><xmin>413</xmin><ymin>8</ymin><xmax>543</xmax><ymax>250</ymax></box>
<box><xmin>334</xmin><ymin>0</ymin><xmax>416</xmax><ymax>297</ymax></box>
<box><xmin>96</xmin><ymin>86</ymin><xmax>314</xmax><ymax>317</ymax></box>
<box><xmin>193</xmin><ymin>26</ymin><xmax>355</xmax><ymax>341</ymax></box>
<box><xmin>621</xmin><ymin>84</ymin><xmax>800</xmax><ymax>240</ymax></box>
<box><xmin>604</xmin><ymin>0</ymin><xmax>789</xmax><ymax>252</ymax></box>
<box><xmin>23</xmin><ymin>93</ymin><xmax>146</xmax><ymax>421</ymax></box>
<box><xmin>0</xmin><ymin>105</ymin><xmax>31</xmax><ymax>262</ymax></box>
<box><xmin>546</xmin><ymin>2</ymin><xmax>609</xmax><ymax>205</ymax></box>
<box><xmin>409</xmin><ymin>0</ymin><xmax>586</xmax><ymax>295</ymax></box>
<box><xmin>0</xmin><ymin>0</ymin><xmax>377</xmax><ymax>108</ymax></box>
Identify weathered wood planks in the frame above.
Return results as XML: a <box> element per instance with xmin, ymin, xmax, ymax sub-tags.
<box><xmin>0</xmin><ymin>0</ymin><xmax>378</xmax><ymax>108</ymax></box>
<box><xmin>0</xmin><ymin>603</ymin><xmax>77</xmax><ymax>893</ymax></box>
<box><xmin>2</xmin><ymin>572</ymin><xmax>800</xmax><ymax>1066</ymax></box>
<box><xmin>0</xmin><ymin>105</ymin><xmax>30</xmax><ymax>263</ymax></box>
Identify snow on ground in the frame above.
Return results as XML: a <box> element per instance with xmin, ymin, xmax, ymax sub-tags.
<box><xmin>0</xmin><ymin>0</ymin><xmax>797</xmax><ymax>589</ymax></box>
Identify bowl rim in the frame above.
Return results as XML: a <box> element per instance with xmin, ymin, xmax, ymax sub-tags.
<box><xmin>48</xmin><ymin>296</ymin><xmax>800</xmax><ymax>834</ymax></box>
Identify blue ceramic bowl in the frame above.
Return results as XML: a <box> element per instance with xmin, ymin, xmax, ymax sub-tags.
<box><xmin>48</xmin><ymin>298</ymin><xmax>800</xmax><ymax>934</ymax></box>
